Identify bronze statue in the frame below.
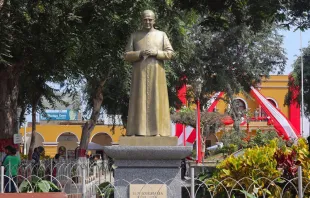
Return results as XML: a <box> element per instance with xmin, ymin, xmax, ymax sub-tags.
<box><xmin>125</xmin><ymin>10</ymin><xmax>174</xmax><ymax>136</ymax></box>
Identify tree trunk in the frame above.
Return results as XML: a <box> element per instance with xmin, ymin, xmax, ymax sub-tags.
<box><xmin>79</xmin><ymin>80</ymin><xmax>105</xmax><ymax>157</ymax></box>
<box><xmin>0</xmin><ymin>69</ymin><xmax>20</xmax><ymax>140</ymax></box>
<box><xmin>226</xmin><ymin>85</ymin><xmax>241</xmax><ymax>133</ymax></box>
<box><xmin>28</xmin><ymin>98</ymin><xmax>39</xmax><ymax>160</ymax></box>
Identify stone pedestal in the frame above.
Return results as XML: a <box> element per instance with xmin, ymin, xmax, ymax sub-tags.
<box><xmin>103</xmin><ymin>146</ymin><xmax>192</xmax><ymax>198</ymax></box>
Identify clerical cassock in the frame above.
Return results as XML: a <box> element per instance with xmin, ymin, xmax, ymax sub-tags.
<box><xmin>124</xmin><ymin>29</ymin><xmax>174</xmax><ymax>136</ymax></box>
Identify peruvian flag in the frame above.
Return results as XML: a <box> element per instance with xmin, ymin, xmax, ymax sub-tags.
<box><xmin>288</xmin><ymin>74</ymin><xmax>301</xmax><ymax>135</ymax></box>
<box><xmin>171</xmin><ymin>123</ymin><xmax>195</xmax><ymax>146</ymax></box>
<box><xmin>207</xmin><ymin>92</ymin><xmax>224</xmax><ymax>112</ymax></box>
<box><xmin>250</xmin><ymin>86</ymin><xmax>299</xmax><ymax>140</ymax></box>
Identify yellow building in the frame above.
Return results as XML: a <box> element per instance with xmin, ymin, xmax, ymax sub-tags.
<box><xmin>215</xmin><ymin>75</ymin><xmax>292</xmax><ymax>139</ymax></box>
<box><xmin>20</xmin><ymin>123</ymin><xmax>125</xmax><ymax>157</ymax></box>
<box><xmin>20</xmin><ymin>75</ymin><xmax>292</xmax><ymax>156</ymax></box>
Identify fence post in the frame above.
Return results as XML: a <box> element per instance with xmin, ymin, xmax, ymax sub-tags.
<box><xmin>191</xmin><ymin>166</ymin><xmax>195</xmax><ymax>198</ymax></box>
<box><xmin>82</xmin><ymin>165</ymin><xmax>86</xmax><ymax>198</ymax></box>
<box><xmin>1</xmin><ymin>166</ymin><xmax>4</xmax><ymax>193</ymax></box>
<box><xmin>50</xmin><ymin>159</ymin><xmax>53</xmax><ymax>182</ymax></box>
<box><xmin>298</xmin><ymin>166</ymin><xmax>303</xmax><ymax>198</ymax></box>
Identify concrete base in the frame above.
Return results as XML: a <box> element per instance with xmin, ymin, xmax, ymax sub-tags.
<box><xmin>103</xmin><ymin>146</ymin><xmax>192</xmax><ymax>198</ymax></box>
<box><xmin>119</xmin><ymin>136</ymin><xmax>178</xmax><ymax>146</ymax></box>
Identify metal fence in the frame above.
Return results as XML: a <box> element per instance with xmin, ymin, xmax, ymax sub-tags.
<box><xmin>0</xmin><ymin>159</ymin><xmax>114</xmax><ymax>197</ymax></box>
<box><xmin>0</xmin><ymin>159</ymin><xmax>307</xmax><ymax>197</ymax></box>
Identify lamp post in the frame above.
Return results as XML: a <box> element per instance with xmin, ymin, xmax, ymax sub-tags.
<box><xmin>300</xmin><ymin>30</ymin><xmax>304</xmax><ymax>137</ymax></box>
<box><xmin>16</xmin><ymin>107</ymin><xmax>22</xmax><ymax>156</ymax></box>
<box><xmin>194</xmin><ymin>78</ymin><xmax>202</xmax><ymax>164</ymax></box>
<box><xmin>23</xmin><ymin>122</ymin><xmax>28</xmax><ymax>155</ymax></box>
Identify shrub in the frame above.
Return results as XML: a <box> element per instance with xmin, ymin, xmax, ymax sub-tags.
<box><xmin>97</xmin><ymin>181</ymin><xmax>114</xmax><ymax>198</ymax></box>
<box><xmin>19</xmin><ymin>179</ymin><xmax>60</xmax><ymax>193</ymax></box>
<box><xmin>204</xmin><ymin>140</ymin><xmax>282</xmax><ymax>196</ymax></box>
<box><xmin>248</xmin><ymin>129</ymin><xmax>285</xmax><ymax>148</ymax></box>
<box><xmin>221</xmin><ymin>130</ymin><xmax>248</xmax><ymax>149</ymax></box>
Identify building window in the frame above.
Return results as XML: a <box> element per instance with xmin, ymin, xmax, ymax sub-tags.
<box><xmin>267</xmin><ymin>98</ymin><xmax>278</xmax><ymax>108</ymax></box>
<box><xmin>233</xmin><ymin>99</ymin><xmax>247</xmax><ymax>112</ymax></box>
<box><xmin>261</xmin><ymin>98</ymin><xmax>278</xmax><ymax>118</ymax></box>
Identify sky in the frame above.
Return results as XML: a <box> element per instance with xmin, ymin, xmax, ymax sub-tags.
<box><xmin>279</xmin><ymin>28</ymin><xmax>310</xmax><ymax>74</ymax></box>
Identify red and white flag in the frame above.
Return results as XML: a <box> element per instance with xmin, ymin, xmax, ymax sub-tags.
<box><xmin>250</xmin><ymin>86</ymin><xmax>299</xmax><ymax>140</ymax></box>
<box><xmin>171</xmin><ymin>123</ymin><xmax>195</xmax><ymax>145</ymax></box>
<box><xmin>207</xmin><ymin>92</ymin><xmax>224</xmax><ymax>112</ymax></box>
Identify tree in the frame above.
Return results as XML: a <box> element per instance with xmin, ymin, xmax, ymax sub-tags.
<box><xmin>18</xmin><ymin>0</ymin><xmax>76</xmax><ymax>158</ymax></box>
<box><xmin>0</xmin><ymin>0</ymin><xmax>77</xmax><ymax>147</ymax></box>
<box><xmin>285</xmin><ymin>43</ymin><xmax>310</xmax><ymax>116</ymax></box>
<box><xmin>18</xmin><ymin>67</ymin><xmax>66</xmax><ymax>159</ymax></box>
<box><xmin>171</xmin><ymin>107</ymin><xmax>224</xmax><ymax>137</ymax></box>
<box><xmin>180</xmin><ymin>21</ymin><xmax>286</xmax><ymax>131</ymax></box>
<box><xmin>173</xmin><ymin>0</ymin><xmax>310</xmax><ymax>31</ymax></box>
<box><xmin>0</xmin><ymin>0</ymin><xmax>27</xmax><ymax>140</ymax></box>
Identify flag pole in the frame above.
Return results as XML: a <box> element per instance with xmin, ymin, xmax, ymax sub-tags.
<box><xmin>300</xmin><ymin>29</ymin><xmax>304</xmax><ymax>137</ymax></box>
<box><xmin>194</xmin><ymin>78</ymin><xmax>202</xmax><ymax>164</ymax></box>
<box><xmin>196</xmin><ymin>99</ymin><xmax>202</xmax><ymax>164</ymax></box>
<box><xmin>183</xmin><ymin>124</ymin><xmax>186</xmax><ymax>146</ymax></box>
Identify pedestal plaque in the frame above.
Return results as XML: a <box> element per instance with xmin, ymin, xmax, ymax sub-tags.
<box><xmin>130</xmin><ymin>184</ymin><xmax>167</xmax><ymax>198</ymax></box>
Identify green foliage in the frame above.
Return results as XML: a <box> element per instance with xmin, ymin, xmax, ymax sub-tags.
<box><xmin>171</xmin><ymin>107</ymin><xmax>223</xmax><ymax>128</ymax></box>
<box><xmin>208</xmin><ymin>140</ymin><xmax>282</xmax><ymax>196</ymax></box>
<box><xmin>97</xmin><ymin>182</ymin><xmax>114</xmax><ymax>198</ymax></box>
<box><xmin>220</xmin><ymin>144</ymin><xmax>238</xmax><ymax>155</ymax></box>
<box><xmin>172</xmin><ymin>0</ymin><xmax>310</xmax><ymax>31</ymax></box>
<box><xmin>215</xmin><ymin>139</ymin><xmax>281</xmax><ymax>179</ymax></box>
<box><xmin>293</xmin><ymin>139</ymin><xmax>310</xmax><ymax>187</ymax></box>
<box><xmin>198</xmin><ymin>138</ymin><xmax>310</xmax><ymax>197</ymax></box>
<box><xmin>221</xmin><ymin>130</ymin><xmax>248</xmax><ymax>149</ymax></box>
<box><xmin>248</xmin><ymin>130</ymin><xmax>285</xmax><ymax>148</ymax></box>
<box><xmin>183</xmin><ymin>23</ymin><xmax>286</xmax><ymax>103</ymax></box>
<box><xmin>19</xmin><ymin>179</ymin><xmax>60</xmax><ymax>193</ymax></box>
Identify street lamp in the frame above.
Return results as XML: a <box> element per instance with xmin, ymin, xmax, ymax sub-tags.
<box><xmin>23</xmin><ymin>122</ymin><xmax>28</xmax><ymax>155</ymax></box>
<box><xmin>300</xmin><ymin>30</ymin><xmax>305</xmax><ymax>137</ymax></box>
<box><xmin>194</xmin><ymin>78</ymin><xmax>202</xmax><ymax>101</ymax></box>
<box><xmin>16</xmin><ymin>107</ymin><xmax>22</xmax><ymax>156</ymax></box>
<box><xmin>193</xmin><ymin>78</ymin><xmax>202</xmax><ymax>164</ymax></box>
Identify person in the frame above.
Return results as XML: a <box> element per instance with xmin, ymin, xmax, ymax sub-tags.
<box><xmin>254</xmin><ymin>108</ymin><xmax>259</xmax><ymax>120</ymax></box>
<box><xmin>32</xmin><ymin>147</ymin><xmax>44</xmax><ymax>175</ymax></box>
<box><xmin>1</xmin><ymin>145</ymin><xmax>13</xmax><ymax>166</ymax></box>
<box><xmin>125</xmin><ymin>10</ymin><xmax>174</xmax><ymax>136</ymax></box>
<box><xmin>32</xmin><ymin>148</ymin><xmax>40</xmax><ymax>164</ymax></box>
<box><xmin>51</xmin><ymin>154</ymin><xmax>60</xmax><ymax>185</ymax></box>
<box><xmin>3</xmin><ymin>147</ymin><xmax>20</xmax><ymax>193</ymax></box>
<box><xmin>181</xmin><ymin>158</ymin><xmax>186</xmax><ymax>180</ymax></box>
<box><xmin>32</xmin><ymin>146</ymin><xmax>44</xmax><ymax>164</ymax></box>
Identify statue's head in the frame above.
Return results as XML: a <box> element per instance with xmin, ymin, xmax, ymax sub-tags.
<box><xmin>142</xmin><ymin>10</ymin><xmax>155</xmax><ymax>30</ymax></box>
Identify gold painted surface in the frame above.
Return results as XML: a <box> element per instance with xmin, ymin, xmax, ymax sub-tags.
<box><xmin>119</xmin><ymin>136</ymin><xmax>177</xmax><ymax>146</ymax></box>
<box><xmin>130</xmin><ymin>184</ymin><xmax>167</xmax><ymax>198</ymax></box>
<box><xmin>124</xmin><ymin>14</ymin><xmax>174</xmax><ymax>136</ymax></box>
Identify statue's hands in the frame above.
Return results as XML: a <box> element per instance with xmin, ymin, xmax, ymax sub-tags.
<box><xmin>145</xmin><ymin>49</ymin><xmax>158</xmax><ymax>56</ymax></box>
<box><xmin>140</xmin><ymin>49</ymin><xmax>157</xmax><ymax>58</ymax></box>
<box><xmin>140</xmin><ymin>50</ymin><xmax>148</xmax><ymax>57</ymax></box>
